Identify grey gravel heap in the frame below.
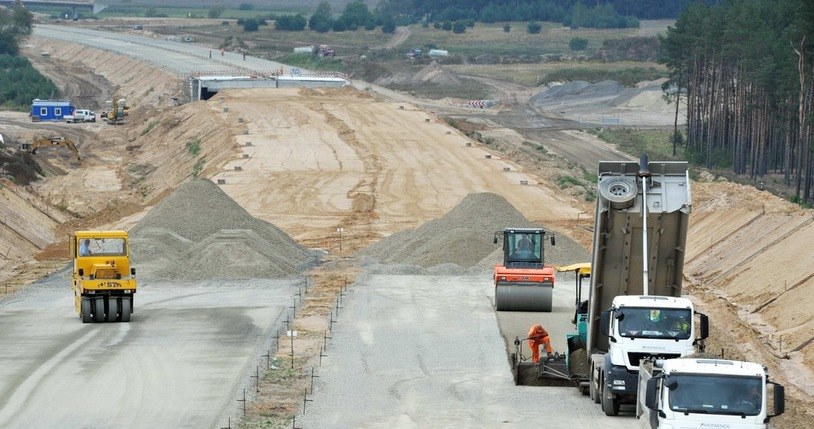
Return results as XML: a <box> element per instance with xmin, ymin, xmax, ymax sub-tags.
<box><xmin>131</xmin><ymin>179</ymin><xmax>320</xmax><ymax>281</ymax></box>
<box><xmin>360</xmin><ymin>193</ymin><xmax>527</xmax><ymax>269</ymax></box>
<box><xmin>360</xmin><ymin>192</ymin><xmax>591</xmax><ymax>272</ymax></box>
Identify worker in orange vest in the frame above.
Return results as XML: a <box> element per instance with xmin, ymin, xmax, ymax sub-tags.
<box><xmin>527</xmin><ymin>324</ymin><xmax>553</xmax><ymax>363</ymax></box>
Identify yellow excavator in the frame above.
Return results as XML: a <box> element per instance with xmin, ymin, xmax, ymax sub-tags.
<box><xmin>102</xmin><ymin>96</ymin><xmax>128</xmax><ymax>125</ymax></box>
<box><xmin>25</xmin><ymin>136</ymin><xmax>81</xmax><ymax>161</ymax></box>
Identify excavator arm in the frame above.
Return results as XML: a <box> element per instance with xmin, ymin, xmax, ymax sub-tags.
<box><xmin>29</xmin><ymin>137</ymin><xmax>81</xmax><ymax>161</ymax></box>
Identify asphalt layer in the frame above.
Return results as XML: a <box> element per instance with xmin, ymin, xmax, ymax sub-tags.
<box><xmin>0</xmin><ymin>268</ymin><xmax>301</xmax><ymax>429</ymax></box>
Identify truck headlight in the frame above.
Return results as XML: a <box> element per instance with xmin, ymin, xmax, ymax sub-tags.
<box><xmin>613</xmin><ymin>380</ymin><xmax>625</xmax><ymax>386</ymax></box>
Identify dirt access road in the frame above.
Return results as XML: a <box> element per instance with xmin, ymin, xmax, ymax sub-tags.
<box><xmin>5</xmin><ymin>21</ymin><xmax>814</xmax><ymax>428</ymax></box>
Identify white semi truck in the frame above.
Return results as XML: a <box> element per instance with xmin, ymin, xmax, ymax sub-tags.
<box><xmin>584</xmin><ymin>156</ymin><xmax>709</xmax><ymax>415</ymax></box>
<box><xmin>515</xmin><ymin>157</ymin><xmax>709</xmax><ymax>415</ymax></box>
<box><xmin>637</xmin><ymin>358</ymin><xmax>785</xmax><ymax>428</ymax></box>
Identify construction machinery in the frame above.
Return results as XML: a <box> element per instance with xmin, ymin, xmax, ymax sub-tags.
<box><xmin>316</xmin><ymin>44</ymin><xmax>335</xmax><ymax>57</ymax></box>
<box><xmin>637</xmin><ymin>358</ymin><xmax>784</xmax><ymax>428</ymax></box>
<box><xmin>71</xmin><ymin>230</ymin><xmax>137</xmax><ymax>323</ymax></box>
<box><xmin>581</xmin><ymin>156</ymin><xmax>709</xmax><ymax>416</ymax></box>
<box><xmin>26</xmin><ymin>136</ymin><xmax>81</xmax><ymax>161</ymax></box>
<box><xmin>493</xmin><ymin>227</ymin><xmax>556</xmax><ymax>312</ymax></box>
<box><xmin>101</xmin><ymin>96</ymin><xmax>127</xmax><ymax>124</ymax></box>
<box><xmin>510</xmin><ymin>263</ymin><xmax>591</xmax><ymax>387</ymax></box>
<box><xmin>510</xmin><ymin>156</ymin><xmax>710</xmax><ymax>417</ymax></box>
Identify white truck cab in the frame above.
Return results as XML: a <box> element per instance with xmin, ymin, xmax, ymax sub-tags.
<box><xmin>65</xmin><ymin>109</ymin><xmax>95</xmax><ymax>123</ymax></box>
<box><xmin>637</xmin><ymin>358</ymin><xmax>784</xmax><ymax>429</ymax></box>
<box><xmin>593</xmin><ymin>294</ymin><xmax>709</xmax><ymax>414</ymax></box>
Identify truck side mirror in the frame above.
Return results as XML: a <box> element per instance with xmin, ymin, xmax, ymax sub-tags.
<box><xmin>131</xmin><ymin>268</ymin><xmax>136</xmax><ymax>276</ymax></box>
<box><xmin>645</xmin><ymin>379</ymin><xmax>659</xmax><ymax>410</ymax></box>
<box><xmin>698</xmin><ymin>313</ymin><xmax>709</xmax><ymax>340</ymax></box>
<box><xmin>78</xmin><ymin>268</ymin><xmax>84</xmax><ymax>276</ymax></box>
<box><xmin>774</xmin><ymin>385</ymin><xmax>785</xmax><ymax>416</ymax></box>
<box><xmin>550</xmin><ymin>235</ymin><xmax>556</xmax><ymax>246</ymax></box>
<box><xmin>599</xmin><ymin>309</ymin><xmax>610</xmax><ymax>336</ymax></box>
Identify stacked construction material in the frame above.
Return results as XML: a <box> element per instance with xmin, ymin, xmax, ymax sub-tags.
<box><xmin>360</xmin><ymin>192</ymin><xmax>589</xmax><ymax>271</ymax></box>
<box><xmin>131</xmin><ymin>179</ymin><xmax>320</xmax><ymax>280</ymax></box>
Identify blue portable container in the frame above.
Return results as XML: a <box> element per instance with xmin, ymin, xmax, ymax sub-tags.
<box><xmin>31</xmin><ymin>99</ymin><xmax>74</xmax><ymax>122</ymax></box>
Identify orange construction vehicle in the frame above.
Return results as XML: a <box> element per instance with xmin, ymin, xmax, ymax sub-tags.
<box><xmin>493</xmin><ymin>227</ymin><xmax>556</xmax><ymax>311</ymax></box>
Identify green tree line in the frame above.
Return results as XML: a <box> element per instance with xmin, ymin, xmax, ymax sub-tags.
<box><xmin>374</xmin><ymin>0</ymin><xmax>704</xmax><ymax>29</ymax></box>
<box><xmin>0</xmin><ymin>1</ymin><xmax>57</xmax><ymax>111</ymax></box>
<box><xmin>660</xmin><ymin>0</ymin><xmax>814</xmax><ymax>203</ymax></box>
<box><xmin>0</xmin><ymin>0</ymin><xmax>33</xmax><ymax>55</ymax></box>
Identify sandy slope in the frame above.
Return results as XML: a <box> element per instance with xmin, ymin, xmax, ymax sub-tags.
<box><xmin>1</xmin><ymin>28</ymin><xmax>812</xmax><ymax>426</ymax></box>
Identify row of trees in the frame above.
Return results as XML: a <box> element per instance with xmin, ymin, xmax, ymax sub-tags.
<box><xmin>0</xmin><ymin>1</ymin><xmax>33</xmax><ymax>55</ymax></box>
<box><xmin>240</xmin><ymin>1</ymin><xmax>395</xmax><ymax>34</ymax></box>
<box><xmin>374</xmin><ymin>0</ymin><xmax>703</xmax><ymax>28</ymax></box>
<box><xmin>376</xmin><ymin>0</ymin><xmax>696</xmax><ymax>19</ymax></box>
<box><xmin>660</xmin><ymin>0</ymin><xmax>814</xmax><ymax>203</ymax></box>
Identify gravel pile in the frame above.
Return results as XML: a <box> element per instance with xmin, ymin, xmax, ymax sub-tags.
<box><xmin>359</xmin><ymin>192</ymin><xmax>591</xmax><ymax>272</ymax></box>
<box><xmin>130</xmin><ymin>179</ymin><xmax>320</xmax><ymax>281</ymax></box>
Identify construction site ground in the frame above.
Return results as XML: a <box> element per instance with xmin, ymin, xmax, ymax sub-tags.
<box><xmin>0</xmin><ymin>21</ymin><xmax>812</xmax><ymax>428</ymax></box>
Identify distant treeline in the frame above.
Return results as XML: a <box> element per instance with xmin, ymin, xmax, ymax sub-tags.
<box><xmin>376</xmin><ymin>0</ymin><xmax>704</xmax><ymax>28</ymax></box>
<box><xmin>0</xmin><ymin>2</ymin><xmax>56</xmax><ymax>111</ymax></box>
<box><xmin>660</xmin><ymin>0</ymin><xmax>814</xmax><ymax>203</ymax></box>
<box><xmin>0</xmin><ymin>55</ymin><xmax>60</xmax><ymax>110</ymax></box>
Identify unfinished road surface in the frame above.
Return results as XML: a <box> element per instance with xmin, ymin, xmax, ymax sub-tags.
<box><xmin>301</xmin><ymin>274</ymin><xmax>634</xmax><ymax>428</ymax></box>
<box><xmin>0</xmin><ymin>271</ymin><xmax>299</xmax><ymax>428</ymax></box>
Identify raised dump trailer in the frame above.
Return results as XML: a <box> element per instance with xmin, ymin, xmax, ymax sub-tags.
<box><xmin>583</xmin><ymin>156</ymin><xmax>710</xmax><ymax>415</ymax></box>
<box><xmin>493</xmin><ymin>227</ymin><xmax>556</xmax><ymax>312</ymax></box>
<box><xmin>511</xmin><ymin>157</ymin><xmax>709</xmax><ymax>416</ymax></box>
<box><xmin>637</xmin><ymin>358</ymin><xmax>784</xmax><ymax>428</ymax></box>
<box><xmin>71</xmin><ymin>231</ymin><xmax>137</xmax><ymax>323</ymax></box>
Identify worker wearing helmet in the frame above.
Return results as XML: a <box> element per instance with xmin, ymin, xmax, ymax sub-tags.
<box><xmin>669</xmin><ymin>313</ymin><xmax>691</xmax><ymax>335</ymax></box>
<box><xmin>527</xmin><ymin>324</ymin><xmax>553</xmax><ymax>363</ymax></box>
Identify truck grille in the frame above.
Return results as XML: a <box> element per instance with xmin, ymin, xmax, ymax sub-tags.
<box><xmin>628</xmin><ymin>352</ymin><xmax>681</xmax><ymax>366</ymax></box>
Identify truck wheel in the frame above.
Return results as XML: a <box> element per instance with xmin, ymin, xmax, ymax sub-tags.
<box><xmin>81</xmin><ymin>298</ymin><xmax>92</xmax><ymax>323</ymax></box>
<box><xmin>599</xmin><ymin>177</ymin><xmax>637</xmax><ymax>209</ymax></box>
<box><xmin>590</xmin><ymin>365</ymin><xmax>600</xmax><ymax>403</ymax></box>
<box><xmin>601</xmin><ymin>385</ymin><xmax>621</xmax><ymax>416</ymax></box>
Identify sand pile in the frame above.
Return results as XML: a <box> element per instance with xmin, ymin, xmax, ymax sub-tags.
<box><xmin>130</xmin><ymin>179</ymin><xmax>320</xmax><ymax>280</ymax></box>
<box><xmin>360</xmin><ymin>192</ymin><xmax>591</xmax><ymax>273</ymax></box>
<box><xmin>411</xmin><ymin>62</ymin><xmax>462</xmax><ymax>85</ymax></box>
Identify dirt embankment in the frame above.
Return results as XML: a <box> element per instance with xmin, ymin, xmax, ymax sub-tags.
<box><xmin>4</xmin><ymin>27</ymin><xmax>814</xmax><ymax>428</ymax></box>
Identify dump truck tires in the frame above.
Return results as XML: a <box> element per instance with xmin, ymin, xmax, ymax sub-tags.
<box><xmin>495</xmin><ymin>283</ymin><xmax>553</xmax><ymax>312</ymax></box>
<box><xmin>589</xmin><ymin>365</ymin><xmax>600</xmax><ymax>403</ymax></box>
<box><xmin>601</xmin><ymin>384</ymin><xmax>621</xmax><ymax>416</ymax></box>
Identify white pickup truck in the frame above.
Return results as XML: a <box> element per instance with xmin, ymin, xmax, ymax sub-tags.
<box><xmin>65</xmin><ymin>109</ymin><xmax>96</xmax><ymax>123</ymax></box>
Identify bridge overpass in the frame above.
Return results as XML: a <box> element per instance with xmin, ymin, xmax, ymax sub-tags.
<box><xmin>0</xmin><ymin>0</ymin><xmax>107</xmax><ymax>14</ymax></box>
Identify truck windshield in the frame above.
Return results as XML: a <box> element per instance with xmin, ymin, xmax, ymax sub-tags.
<box><xmin>617</xmin><ymin>307</ymin><xmax>691</xmax><ymax>339</ymax></box>
<box><xmin>668</xmin><ymin>374</ymin><xmax>762</xmax><ymax>416</ymax></box>
<box><xmin>78</xmin><ymin>238</ymin><xmax>126</xmax><ymax>257</ymax></box>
